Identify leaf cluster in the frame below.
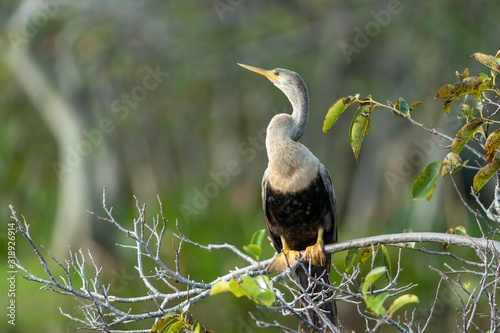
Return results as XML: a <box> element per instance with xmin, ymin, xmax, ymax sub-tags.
<box><xmin>323</xmin><ymin>95</ymin><xmax>422</xmax><ymax>162</ymax></box>
<box><xmin>414</xmin><ymin>51</ymin><xmax>500</xmax><ymax>199</ymax></box>
<box><xmin>323</xmin><ymin>51</ymin><xmax>500</xmax><ymax>199</ymax></box>
<box><xmin>209</xmin><ymin>230</ymin><xmax>276</xmax><ymax>306</ymax></box>
<box><xmin>345</xmin><ymin>241</ymin><xmax>419</xmax><ymax>320</ymax></box>
<box><xmin>210</xmin><ymin>275</ymin><xmax>275</xmax><ymax>307</ymax></box>
<box><xmin>361</xmin><ymin>266</ymin><xmax>418</xmax><ymax>319</ymax></box>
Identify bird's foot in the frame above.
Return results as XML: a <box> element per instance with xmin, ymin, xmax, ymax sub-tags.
<box><xmin>303</xmin><ymin>241</ymin><xmax>326</xmax><ymax>266</ymax></box>
<box><xmin>267</xmin><ymin>250</ymin><xmax>301</xmax><ymax>274</ymax></box>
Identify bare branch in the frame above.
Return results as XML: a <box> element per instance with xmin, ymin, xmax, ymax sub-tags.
<box><xmin>324</xmin><ymin>232</ymin><xmax>500</xmax><ymax>257</ymax></box>
<box><xmin>9</xmin><ymin>190</ymin><xmax>500</xmax><ymax>332</ymax></box>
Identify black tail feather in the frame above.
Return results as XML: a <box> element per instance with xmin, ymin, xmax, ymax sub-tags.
<box><xmin>296</xmin><ymin>264</ymin><xmax>337</xmax><ymax>332</ymax></box>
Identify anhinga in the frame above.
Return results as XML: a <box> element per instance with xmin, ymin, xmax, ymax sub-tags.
<box><xmin>239</xmin><ymin>64</ymin><xmax>338</xmax><ymax>331</ymax></box>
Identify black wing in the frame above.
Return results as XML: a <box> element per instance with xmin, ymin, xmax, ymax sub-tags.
<box><xmin>318</xmin><ymin>163</ymin><xmax>337</xmax><ymax>245</ymax></box>
<box><xmin>261</xmin><ymin>169</ymin><xmax>283</xmax><ymax>253</ymax></box>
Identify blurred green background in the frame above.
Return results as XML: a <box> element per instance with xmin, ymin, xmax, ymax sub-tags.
<box><xmin>2</xmin><ymin>0</ymin><xmax>500</xmax><ymax>332</ymax></box>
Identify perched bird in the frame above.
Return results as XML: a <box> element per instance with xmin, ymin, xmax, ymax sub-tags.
<box><xmin>238</xmin><ymin>64</ymin><xmax>338</xmax><ymax>331</ymax></box>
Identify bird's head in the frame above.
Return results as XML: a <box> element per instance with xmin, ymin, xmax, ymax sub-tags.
<box><xmin>238</xmin><ymin>63</ymin><xmax>306</xmax><ymax>101</ymax></box>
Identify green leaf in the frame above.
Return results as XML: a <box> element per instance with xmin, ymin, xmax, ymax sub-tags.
<box><xmin>209</xmin><ymin>281</ymin><xmax>231</xmax><ymax>296</ymax></box>
<box><xmin>372</xmin><ymin>247</ymin><xmax>390</xmax><ymax>288</ymax></box>
<box><xmin>228</xmin><ymin>279</ymin><xmax>248</xmax><ymax>298</ymax></box>
<box><xmin>349</xmin><ymin>101</ymin><xmax>373</xmax><ymax>161</ymax></box>
<box><xmin>254</xmin><ymin>290</ymin><xmax>275</xmax><ymax>307</ymax></box>
<box><xmin>380</xmin><ymin>245</ymin><xmax>391</xmax><ymax>277</ymax></box>
<box><xmin>239</xmin><ymin>276</ymin><xmax>275</xmax><ymax>306</ymax></box>
<box><xmin>241</xmin><ymin>275</ymin><xmax>270</xmax><ymax>292</ymax></box>
<box><xmin>473</xmin><ymin>160</ymin><xmax>500</xmax><ymax>194</ymax></box>
<box><xmin>239</xmin><ymin>276</ymin><xmax>259</xmax><ymax>295</ymax></box>
<box><xmin>211</xmin><ymin>278</ymin><xmax>248</xmax><ymax>298</ymax></box>
<box><xmin>463</xmin><ymin>282</ymin><xmax>470</xmax><ymax>291</ymax></box>
<box><xmin>441</xmin><ymin>152</ymin><xmax>463</xmax><ymax>177</ymax></box>
<box><xmin>151</xmin><ymin>312</ymin><xmax>180</xmax><ymax>333</ymax></box>
<box><xmin>443</xmin><ymin>226</ymin><xmax>469</xmax><ymax>250</ymax></box>
<box><xmin>458</xmin><ymin>104</ymin><xmax>477</xmax><ymax>118</ymax></box>
<box><xmin>472</xmin><ymin>52</ymin><xmax>500</xmax><ymax>75</ymax></box>
<box><xmin>396</xmin><ymin>97</ymin><xmax>410</xmax><ymax>116</ymax></box>
<box><xmin>180</xmin><ymin>303</ymin><xmax>190</xmax><ymax>315</ymax></box>
<box><xmin>409</xmin><ymin>101</ymin><xmax>422</xmax><ymax>113</ymax></box>
<box><xmin>452</xmin><ymin>119</ymin><xmax>485</xmax><ymax>154</ymax></box>
<box><xmin>388</xmin><ymin>98</ymin><xmax>418</xmax><ymax>118</ymax></box>
<box><xmin>366</xmin><ymin>292</ymin><xmax>390</xmax><ymax>316</ymax></box>
<box><xmin>211</xmin><ymin>276</ymin><xmax>275</xmax><ymax>307</ymax></box>
<box><xmin>412</xmin><ymin>162</ymin><xmax>443</xmax><ymax>201</ymax></box>
<box><xmin>323</xmin><ymin>94</ymin><xmax>359</xmax><ymax>133</ymax></box>
<box><xmin>167</xmin><ymin>320</ymin><xmax>187</xmax><ymax>333</ymax></box>
<box><xmin>445</xmin><ymin>225</ymin><xmax>469</xmax><ymax>241</ymax></box>
<box><xmin>362</xmin><ymin>266</ymin><xmax>387</xmax><ymax>296</ymax></box>
<box><xmin>454</xmin><ymin>225</ymin><xmax>468</xmax><ymax>236</ymax></box>
<box><xmin>250</xmin><ymin>229</ymin><xmax>266</xmax><ymax>247</ymax></box>
<box><xmin>253</xmin><ymin>275</ymin><xmax>272</xmax><ymax>291</ymax></box>
<box><xmin>477</xmin><ymin>101</ymin><xmax>484</xmax><ymax>114</ymax></box>
<box><xmin>484</xmin><ymin>129</ymin><xmax>500</xmax><ymax>162</ymax></box>
<box><xmin>388</xmin><ymin>294</ymin><xmax>419</xmax><ymax>318</ymax></box>
<box><xmin>243</xmin><ymin>244</ymin><xmax>261</xmax><ymax>260</ymax></box>
<box><xmin>345</xmin><ymin>248</ymin><xmax>362</xmax><ymax>273</ymax></box>
<box><xmin>244</xmin><ymin>229</ymin><xmax>266</xmax><ymax>260</ymax></box>
<box><xmin>388</xmin><ymin>100</ymin><xmax>405</xmax><ymax>118</ymax></box>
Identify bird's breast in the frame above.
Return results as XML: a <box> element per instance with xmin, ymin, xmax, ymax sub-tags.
<box><xmin>265</xmin><ymin>136</ymin><xmax>320</xmax><ymax>193</ymax></box>
<box><xmin>265</xmin><ymin>157</ymin><xmax>319</xmax><ymax>193</ymax></box>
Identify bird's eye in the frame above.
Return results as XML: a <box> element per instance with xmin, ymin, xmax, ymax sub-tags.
<box><xmin>274</xmin><ymin>70</ymin><xmax>279</xmax><ymax>76</ymax></box>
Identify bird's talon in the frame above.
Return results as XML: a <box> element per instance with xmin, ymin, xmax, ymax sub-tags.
<box><xmin>303</xmin><ymin>242</ymin><xmax>326</xmax><ymax>266</ymax></box>
<box><xmin>267</xmin><ymin>250</ymin><xmax>301</xmax><ymax>274</ymax></box>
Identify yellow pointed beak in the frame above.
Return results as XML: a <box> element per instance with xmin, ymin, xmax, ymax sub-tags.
<box><xmin>238</xmin><ymin>63</ymin><xmax>279</xmax><ymax>80</ymax></box>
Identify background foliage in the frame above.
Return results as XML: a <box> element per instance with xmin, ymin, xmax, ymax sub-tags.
<box><xmin>2</xmin><ymin>0</ymin><xmax>500</xmax><ymax>332</ymax></box>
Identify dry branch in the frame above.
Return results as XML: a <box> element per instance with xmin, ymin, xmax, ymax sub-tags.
<box><xmin>8</xmin><ymin>193</ymin><xmax>500</xmax><ymax>333</ymax></box>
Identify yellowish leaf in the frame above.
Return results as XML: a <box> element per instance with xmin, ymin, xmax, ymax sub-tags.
<box><xmin>441</xmin><ymin>152</ymin><xmax>463</xmax><ymax>177</ymax></box>
<box><xmin>484</xmin><ymin>129</ymin><xmax>500</xmax><ymax>162</ymax></box>
<box><xmin>473</xmin><ymin>160</ymin><xmax>500</xmax><ymax>194</ymax></box>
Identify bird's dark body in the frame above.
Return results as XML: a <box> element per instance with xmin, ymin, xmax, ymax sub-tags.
<box><xmin>263</xmin><ymin>167</ymin><xmax>338</xmax><ymax>331</ymax></box>
<box><xmin>265</xmin><ymin>173</ymin><xmax>334</xmax><ymax>252</ymax></box>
